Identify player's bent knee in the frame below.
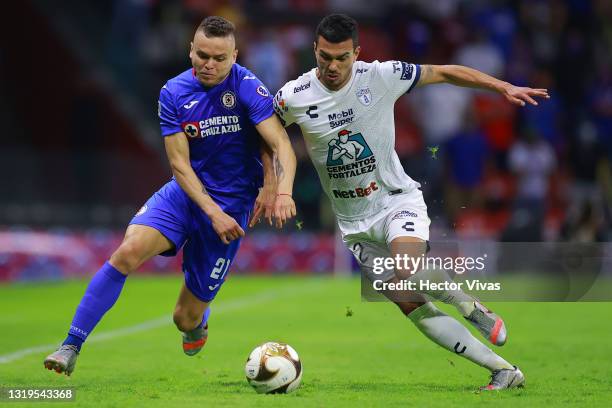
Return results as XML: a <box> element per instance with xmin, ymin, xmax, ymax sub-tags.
<box><xmin>395</xmin><ymin>267</ymin><xmax>418</xmax><ymax>280</ymax></box>
<box><xmin>390</xmin><ymin>236</ymin><xmax>427</xmax><ymax>280</ymax></box>
<box><xmin>395</xmin><ymin>301</ymin><xmax>425</xmax><ymax>316</ymax></box>
<box><xmin>173</xmin><ymin>307</ymin><xmax>201</xmax><ymax>332</ymax></box>
<box><xmin>109</xmin><ymin>241</ymin><xmax>146</xmax><ymax>275</ymax></box>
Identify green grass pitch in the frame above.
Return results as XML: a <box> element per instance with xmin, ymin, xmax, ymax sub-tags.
<box><xmin>1</xmin><ymin>275</ymin><xmax>612</xmax><ymax>407</ymax></box>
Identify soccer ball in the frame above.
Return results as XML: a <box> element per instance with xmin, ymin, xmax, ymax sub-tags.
<box><xmin>245</xmin><ymin>342</ymin><xmax>302</xmax><ymax>394</ymax></box>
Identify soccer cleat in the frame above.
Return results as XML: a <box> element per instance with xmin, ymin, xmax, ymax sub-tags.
<box><xmin>43</xmin><ymin>345</ymin><xmax>79</xmax><ymax>376</ymax></box>
<box><xmin>182</xmin><ymin>324</ymin><xmax>208</xmax><ymax>356</ymax></box>
<box><xmin>465</xmin><ymin>301</ymin><xmax>507</xmax><ymax>346</ymax></box>
<box><xmin>479</xmin><ymin>366</ymin><xmax>525</xmax><ymax>391</ymax></box>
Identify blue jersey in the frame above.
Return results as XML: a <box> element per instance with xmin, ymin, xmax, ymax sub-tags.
<box><xmin>158</xmin><ymin>63</ymin><xmax>274</xmax><ymax>213</ymax></box>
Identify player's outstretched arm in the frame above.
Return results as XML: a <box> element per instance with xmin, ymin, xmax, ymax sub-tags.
<box><xmin>164</xmin><ymin>132</ymin><xmax>244</xmax><ymax>244</ymax></box>
<box><xmin>416</xmin><ymin>64</ymin><xmax>550</xmax><ymax>107</ymax></box>
<box><xmin>249</xmin><ymin>143</ymin><xmax>277</xmax><ymax>227</ymax></box>
<box><xmin>255</xmin><ymin>115</ymin><xmax>297</xmax><ymax>228</ymax></box>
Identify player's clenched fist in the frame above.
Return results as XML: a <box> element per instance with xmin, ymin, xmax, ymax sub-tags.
<box><xmin>273</xmin><ymin>194</ymin><xmax>296</xmax><ymax>229</ymax></box>
<box><xmin>210</xmin><ymin>209</ymin><xmax>245</xmax><ymax>244</ymax></box>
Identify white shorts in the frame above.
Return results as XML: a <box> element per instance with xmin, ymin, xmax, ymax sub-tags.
<box><xmin>338</xmin><ymin>189</ymin><xmax>430</xmax><ymax>282</ymax></box>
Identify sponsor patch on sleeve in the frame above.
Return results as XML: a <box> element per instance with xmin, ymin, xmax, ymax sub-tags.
<box><xmin>400</xmin><ymin>62</ymin><xmax>414</xmax><ymax>80</ymax></box>
<box><xmin>273</xmin><ymin>90</ymin><xmax>288</xmax><ymax>117</ymax></box>
<box><xmin>181</xmin><ymin>122</ymin><xmax>200</xmax><ymax>138</ymax></box>
<box><xmin>256</xmin><ymin>85</ymin><xmax>270</xmax><ymax>97</ymax></box>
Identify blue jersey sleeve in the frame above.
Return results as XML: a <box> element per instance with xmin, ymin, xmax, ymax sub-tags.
<box><xmin>238</xmin><ymin>76</ymin><xmax>275</xmax><ymax>125</ymax></box>
<box><xmin>158</xmin><ymin>84</ymin><xmax>182</xmax><ymax>136</ymax></box>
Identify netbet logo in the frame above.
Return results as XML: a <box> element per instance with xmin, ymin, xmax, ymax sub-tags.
<box><xmin>333</xmin><ymin>181</ymin><xmax>378</xmax><ymax>199</ymax></box>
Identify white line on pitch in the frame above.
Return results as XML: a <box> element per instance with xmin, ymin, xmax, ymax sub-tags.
<box><xmin>0</xmin><ymin>280</ymin><xmax>323</xmax><ymax>364</ymax></box>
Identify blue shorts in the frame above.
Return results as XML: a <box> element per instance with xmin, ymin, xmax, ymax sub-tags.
<box><xmin>129</xmin><ymin>180</ymin><xmax>249</xmax><ymax>303</ymax></box>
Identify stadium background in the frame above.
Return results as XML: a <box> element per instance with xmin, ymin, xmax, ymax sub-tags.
<box><xmin>0</xmin><ymin>0</ymin><xmax>610</xmax><ymax>280</ymax></box>
<box><xmin>2</xmin><ymin>2</ymin><xmax>612</xmax><ymax>406</ymax></box>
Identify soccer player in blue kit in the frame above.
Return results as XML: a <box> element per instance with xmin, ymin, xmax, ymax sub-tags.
<box><xmin>44</xmin><ymin>16</ymin><xmax>297</xmax><ymax>376</ymax></box>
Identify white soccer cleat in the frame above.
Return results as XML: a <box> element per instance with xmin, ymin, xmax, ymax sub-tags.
<box><xmin>44</xmin><ymin>345</ymin><xmax>79</xmax><ymax>376</ymax></box>
<box><xmin>465</xmin><ymin>301</ymin><xmax>507</xmax><ymax>346</ymax></box>
<box><xmin>479</xmin><ymin>366</ymin><xmax>525</xmax><ymax>391</ymax></box>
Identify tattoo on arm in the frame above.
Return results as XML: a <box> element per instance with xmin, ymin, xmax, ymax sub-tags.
<box><xmin>274</xmin><ymin>155</ymin><xmax>285</xmax><ymax>182</ymax></box>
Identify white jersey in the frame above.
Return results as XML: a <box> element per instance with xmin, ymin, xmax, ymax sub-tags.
<box><xmin>274</xmin><ymin>60</ymin><xmax>422</xmax><ymax>221</ymax></box>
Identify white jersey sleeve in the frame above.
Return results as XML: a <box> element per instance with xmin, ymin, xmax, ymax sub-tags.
<box><xmin>273</xmin><ymin>83</ymin><xmax>297</xmax><ymax>127</ymax></box>
<box><xmin>377</xmin><ymin>61</ymin><xmax>421</xmax><ymax>100</ymax></box>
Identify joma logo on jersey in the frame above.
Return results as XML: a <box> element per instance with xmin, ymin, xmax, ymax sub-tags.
<box><xmin>328</xmin><ymin>108</ymin><xmax>354</xmax><ymax>129</ymax></box>
<box><xmin>333</xmin><ymin>182</ymin><xmax>379</xmax><ymax>199</ymax></box>
<box><xmin>326</xmin><ymin>130</ymin><xmax>377</xmax><ymax>179</ymax></box>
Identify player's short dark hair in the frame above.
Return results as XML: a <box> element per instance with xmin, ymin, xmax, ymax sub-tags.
<box><xmin>315</xmin><ymin>14</ymin><xmax>359</xmax><ymax>48</ymax></box>
<box><xmin>198</xmin><ymin>16</ymin><xmax>235</xmax><ymax>38</ymax></box>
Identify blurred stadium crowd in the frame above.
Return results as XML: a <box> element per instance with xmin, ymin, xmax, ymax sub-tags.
<box><xmin>1</xmin><ymin>0</ymin><xmax>611</xmax><ymax>280</ymax></box>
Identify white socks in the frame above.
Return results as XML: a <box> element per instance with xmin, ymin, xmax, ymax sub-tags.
<box><xmin>408</xmin><ymin>302</ymin><xmax>513</xmax><ymax>371</ymax></box>
<box><xmin>407</xmin><ymin>268</ymin><xmax>476</xmax><ymax>317</ymax></box>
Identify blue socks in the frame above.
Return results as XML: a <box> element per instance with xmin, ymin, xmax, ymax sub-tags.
<box><xmin>63</xmin><ymin>262</ymin><xmax>127</xmax><ymax>351</ymax></box>
<box><xmin>200</xmin><ymin>307</ymin><xmax>211</xmax><ymax>328</ymax></box>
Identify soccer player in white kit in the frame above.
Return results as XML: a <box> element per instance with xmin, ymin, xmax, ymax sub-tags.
<box><xmin>274</xmin><ymin>14</ymin><xmax>550</xmax><ymax>391</ymax></box>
